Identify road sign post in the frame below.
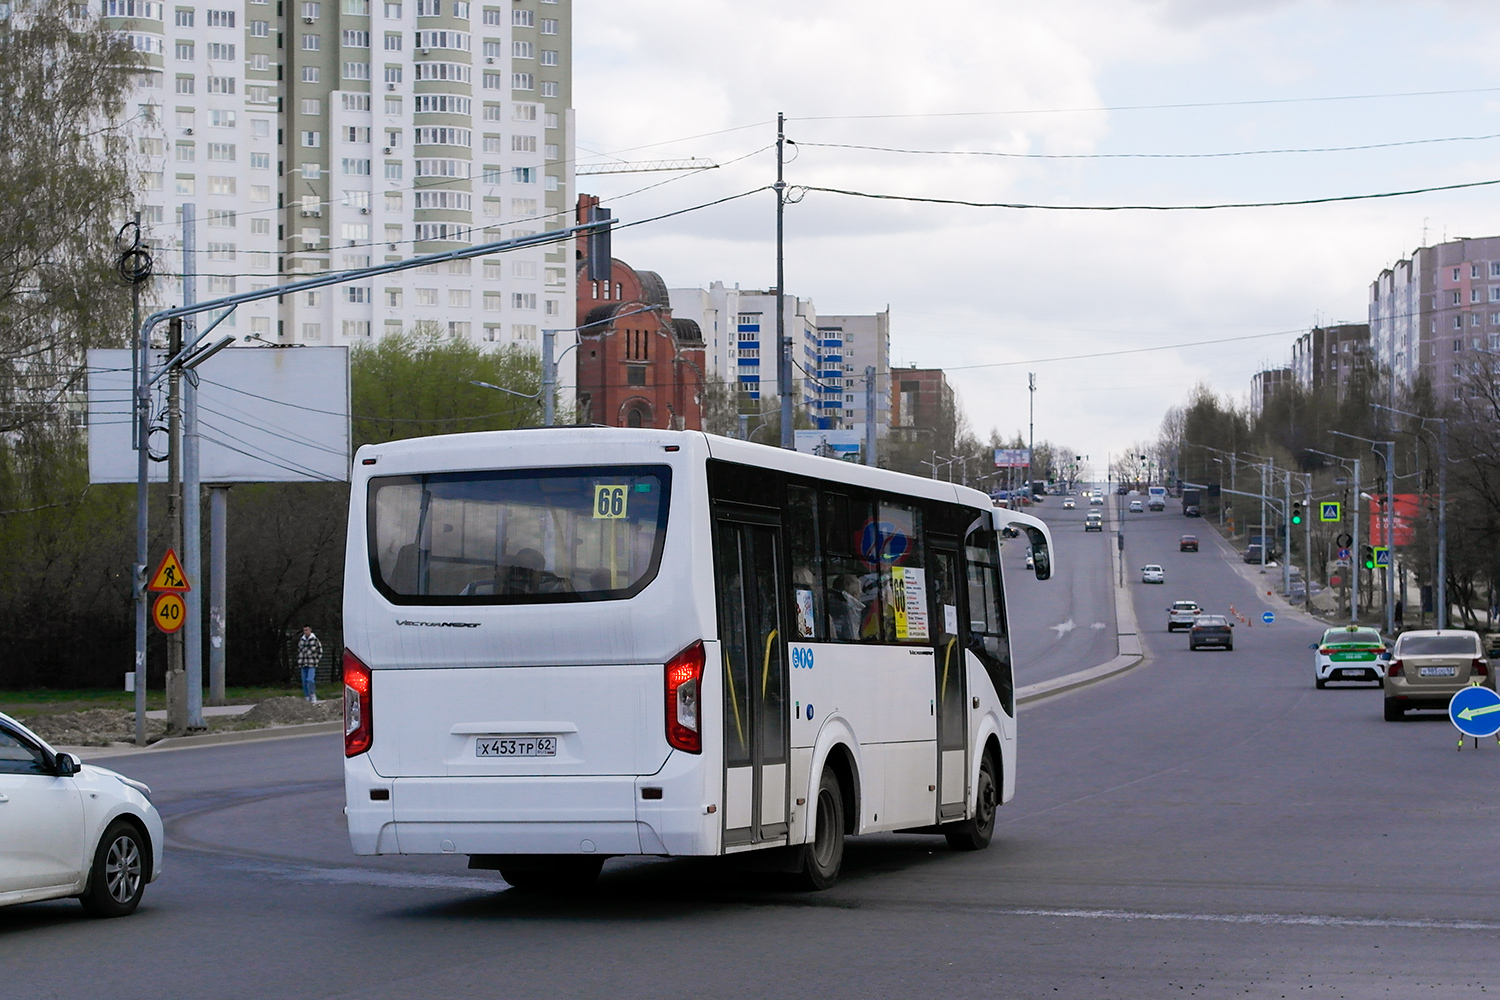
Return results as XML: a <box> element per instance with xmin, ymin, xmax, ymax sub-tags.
<box><xmin>1449</xmin><ymin>685</ymin><xmax>1500</xmax><ymax>750</ymax></box>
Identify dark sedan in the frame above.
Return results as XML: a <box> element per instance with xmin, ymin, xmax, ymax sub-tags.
<box><xmin>1179</xmin><ymin>534</ymin><xmax>1199</xmax><ymax>552</ymax></box>
<box><xmin>1189</xmin><ymin>615</ymin><xmax>1234</xmax><ymax>651</ymax></box>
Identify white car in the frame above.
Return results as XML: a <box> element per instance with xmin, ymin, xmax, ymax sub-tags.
<box><xmin>0</xmin><ymin>711</ymin><xmax>163</xmax><ymax>916</ymax></box>
<box><xmin>1089</xmin><ymin>495</ymin><xmax>1104</xmax><ymax>506</ymax></box>
<box><xmin>1062</xmin><ymin>498</ymin><xmax>1076</xmax><ymax>510</ymax></box>
<box><xmin>1141</xmin><ymin>564</ymin><xmax>1165</xmax><ymax>584</ymax></box>
<box><xmin>1167</xmin><ymin>600</ymin><xmax>1201</xmax><ymax>631</ymax></box>
<box><xmin>1128</xmin><ymin>499</ymin><xmax>1144</xmax><ymax>513</ymax></box>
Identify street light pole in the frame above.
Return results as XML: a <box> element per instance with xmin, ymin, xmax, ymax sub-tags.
<box><xmin>776</xmin><ymin>111</ymin><xmax>792</xmax><ymax>450</ymax></box>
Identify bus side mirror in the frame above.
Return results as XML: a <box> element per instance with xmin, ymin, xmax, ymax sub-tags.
<box><xmin>1020</xmin><ymin>526</ymin><xmax>1050</xmax><ymax>581</ymax></box>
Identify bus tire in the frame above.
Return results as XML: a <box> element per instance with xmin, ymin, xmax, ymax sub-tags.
<box><xmin>944</xmin><ymin>750</ymin><xmax>998</xmax><ymax>852</ymax></box>
<box><xmin>498</xmin><ymin>856</ymin><xmax>604</xmax><ymax>893</ymax></box>
<box><xmin>794</xmin><ymin>769</ymin><xmax>845</xmax><ymax>891</ymax></box>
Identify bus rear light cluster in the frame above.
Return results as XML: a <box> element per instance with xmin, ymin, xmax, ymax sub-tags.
<box><xmin>1387</xmin><ymin>659</ymin><xmax>1403</xmax><ymax>677</ymax></box>
<box><xmin>344</xmin><ymin>649</ymin><xmax>373</xmax><ymax>757</ymax></box>
<box><xmin>665</xmin><ymin>640</ymin><xmax>705</xmax><ymax>754</ymax></box>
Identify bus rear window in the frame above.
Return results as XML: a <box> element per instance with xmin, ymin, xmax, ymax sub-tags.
<box><xmin>368</xmin><ymin>465</ymin><xmax>671</xmax><ymax>604</ymax></box>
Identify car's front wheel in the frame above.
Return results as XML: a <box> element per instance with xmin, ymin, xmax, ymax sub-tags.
<box><xmin>79</xmin><ymin>820</ymin><xmax>148</xmax><ymax>917</ymax></box>
<box><xmin>1315</xmin><ymin>676</ymin><xmax>1326</xmax><ymax>689</ymax></box>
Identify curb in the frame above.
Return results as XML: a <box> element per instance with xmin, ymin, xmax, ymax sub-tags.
<box><xmin>1018</xmin><ymin>488</ymin><xmax>1146</xmax><ymax>708</ymax></box>
<box><xmin>64</xmin><ymin>720</ymin><xmax>342</xmax><ymax>761</ymax></box>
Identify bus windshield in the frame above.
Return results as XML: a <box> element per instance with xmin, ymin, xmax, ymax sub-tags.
<box><xmin>368</xmin><ymin>465</ymin><xmax>671</xmax><ymax>603</ymax></box>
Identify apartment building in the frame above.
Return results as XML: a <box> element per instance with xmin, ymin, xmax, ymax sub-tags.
<box><xmin>818</xmin><ymin>310</ymin><xmax>891</xmax><ymax>439</ymax></box>
<box><xmin>1289</xmin><ymin>323</ymin><xmax>1370</xmax><ymax>399</ymax></box>
<box><xmin>104</xmin><ymin>0</ymin><xmax>574</xmax><ymax>363</ymax></box>
<box><xmin>1249</xmin><ymin>367</ymin><xmax>1292</xmax><ymax>417</ymax></box>
<box><xmin>667</xmin><ymin>281</ymin><xmax>742</xmax><ymax>384</ymax></box>
<box><xmin>1371</xmin><ymin>236</ymin><xmax>1500</xmax><ymax>403</ymax></box>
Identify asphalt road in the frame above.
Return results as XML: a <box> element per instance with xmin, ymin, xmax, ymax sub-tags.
<box><xmin>1007</xmin><ymin>488</ymin><xmax>1119</xmax><ymax>685</ymax></box>
<box><xmin>5</xmin><ymin>500</ymin><xmax>1498</xmax><ymax>998</ymax></box>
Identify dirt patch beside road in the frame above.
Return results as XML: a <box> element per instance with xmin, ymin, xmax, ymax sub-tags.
<box><xmin>22</xmin><ymin>697</ymin><xmax>341</xmax><ymax>746</ymax></box>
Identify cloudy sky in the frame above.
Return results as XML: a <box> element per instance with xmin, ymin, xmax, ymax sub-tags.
<box><xmin>573</xmin><ymin>1</ymin><xmax>1500</xmax><ymax>474</ymax></box>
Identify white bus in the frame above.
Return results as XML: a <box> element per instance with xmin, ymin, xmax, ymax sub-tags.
<box><xmin>342</xmin><ymin>428</ymin><xmax>1053</xmax><ymax>890</ymax></box>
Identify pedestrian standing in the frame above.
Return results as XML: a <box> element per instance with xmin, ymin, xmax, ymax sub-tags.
<box><xmin>297</xmin><ymin>625</ymin><xmax>323</xmax><ymax>703</ymax></box>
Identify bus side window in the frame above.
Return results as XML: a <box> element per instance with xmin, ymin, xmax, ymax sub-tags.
<box><xmin>964</xmin><ymin>525</ymin><xmax>1014</xmax><ymax>715</ymax></box>
<box><xmin>822</xmin><ymin>491</ymin><xmax>877</xmax><ymax>642</ymax></box>
<box><xmin>787</xmin><ymin>484</ymin><xmax>824</xmax><ymax>640</ymax></box>
<box><xmin>878</xmin><ymin>502</ymin><xmax>928</xmax><ymax>643</ymax></box>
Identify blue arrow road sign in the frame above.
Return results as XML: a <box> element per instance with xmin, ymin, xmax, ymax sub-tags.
<box><xmin>1261</xmin><ymin>611</ymin><xmax>1275</xmax><ymax>624</ymax></box>
<box><xmin>1448</xmin><ymin>685</ymin><xmax>1500</xmax><ymax>739</ymax></box>
<box><xmin>1320</xmin><ymin>501</ymin><xmax>1341</xmax><ymax>522</ymax></box>
<box><xmin>1373</xmin><ymin>547</ymin><xmax>1391</xmax><ymax>568</ymax></box>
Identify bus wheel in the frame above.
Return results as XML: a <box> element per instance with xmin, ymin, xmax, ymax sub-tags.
<box><xmin>498</xmin><ymin>856</ymin><xmax>604</xmax><ymax>892</ymax></box>
<box><xmin>944</xmin><ymin>751</ymin><xmax>998</xmax><ymax>852</ymax></box>
<box><xmin>795</xmin><ymin>769</ymin><xmax>845</xmax><ymax>891</ymax></box>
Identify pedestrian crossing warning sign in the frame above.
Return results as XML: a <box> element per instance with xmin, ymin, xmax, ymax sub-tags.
<box><xmin>147</xmin><ymin>548</ymin><xmax>191</xmax><ymax>592</ymax></box>
<box><xmin>1320</xmin><ymin>502</ymin><xmax>1341</xmax><ymax>522</ymax></box>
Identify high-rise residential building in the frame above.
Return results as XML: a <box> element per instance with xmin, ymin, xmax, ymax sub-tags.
<box><xmin>818</xmin><ymin>310</ymin><xmax>891</xmax><ymax>437</ymax></box>
<box><xmin>1371</xmin><ymin>236</ymin><xmax>1500</xmax><ymax>404</ymax></box>
<box><xmin>104</xmin><ymin>0</ymin><xmax>574</xmax><ymax>361</ymax></box>
<box><xmin>1249</xmin><ymin>367</ymin><xmax>1292</xmax><ymax>416</ymax></box>
<box><xmin>668</xmin><ymin>281</ymin><xmax>742</xmax><ymax>384</ymax></box>
<box><xmin>1289</xmin><ymin>323</ymin><xmax>1370</xmax><ymax>399</ymax></box>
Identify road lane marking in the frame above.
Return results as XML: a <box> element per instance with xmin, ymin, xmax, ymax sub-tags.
<box><xmin>979</xmin><ymin>905</ymin><xmax>1500</xmax><ymax>932</ymax></box>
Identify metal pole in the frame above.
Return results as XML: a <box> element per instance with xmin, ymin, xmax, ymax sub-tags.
<box><xmin>542</xmin><ymin>328</ymin><xmax>555</xmax><ymax>426</ymax></box>
<box><xmin>1437</xmin><ymin>422</ymin><xmax>1448</xmax><ymax>628</ymax></box>
<box><xmin>209</xmin><ymin>485</ymin><xmax>227</xmax><ymax>705</ymax></box>
<box><xmin>181</xmin><ymin>204</ymin><xmax>204</xmax><ymax>729</ymax></box>
<box><xmin>131</xmin><ymin>213</ymin><xmax>148</xmax><ymax>747</ymax></box>
<box><xmin>1283</xmin><ymin>471</ymin><xmax>1291</xmax><ymax>598</ymax></box>
<box><xmin>863</xmin><ymin>365</ymin><xmax>876</xmax><ymax>466</ymax></box>
<box><xmin>1303</xmin><ymin>475</ymin><xmax>1312</xmax><ymax>606</ymax></box>
<box><xmin>1384</xmin><ymin>441</ymin><xmax>1395</xmax><ymax>635</ymax></box>
<box><xmin>1352</xmin><ymin>458</ymin><xmax>1361</xmax><ymax>623</ymax></box>
<box><xmin>165</xmin><ymin>319</ymin><xmax>187</xmax><ymax>733</ymax></box>
<box><xmin>776</xmin><ymin>112</ymin><xmax>792</xmax><ymax>449</ymax></box>
<box><xmin>1260</xmin><ymin>462</ymin><xmax>1268</xmax><ymax>571</ymax></box>
<box><xmin>1027</xmin><ymin>373</ymin><xmax>1035</xmax><ymax>496</ymax></box>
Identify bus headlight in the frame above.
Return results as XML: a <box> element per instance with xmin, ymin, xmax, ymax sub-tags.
<box><xmin>665</xmin><ymin>641</ymin><xmax>705</xmax><ymax>754</ymax></box>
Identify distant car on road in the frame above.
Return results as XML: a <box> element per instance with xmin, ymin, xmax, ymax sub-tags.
<box><xmin>1141</xmin><ymin>564</ymin><xmax>1164</xmax><ymax>584</ymax></box>
<box><xmin>1383</xmin><ymin>629</ymin><xmax>1493</xmax><ymax>720</ymax></box>
<box><xmin>1062</xmin><ymin>497</ymin><xmax>1075</xmax><ymax>509</ymax></box>
<box><xmin>1167</xmin><ymin>600</ymin><xmax>1202</xmax><ymax>632</ymax></box>
<box><xmin>0</xmin><ymin>711</ymin><xmax>164</xmax><ymax>917</ymax></box>
<box><xmin>1184</xmin><ymin>504</ymin><xmax>1201</xmax><ymax>517</ymax></box>
<box><xmin>1089</xmin><ymin>495</ymin><xmax>1104</xmax><ymax>505</ymax></box>
<box><xmin>1147</xmin><ymin>498</ymin><xmax>1165</xmax><ymax>511</ymax></box>
<box><xmin>1189</xmin><ymin>615</ymin><xmax>1234</xmax><ymax>651</ymax></box>
<box><xmin>1084</xmin><ymin>512</ymin><xmax>1103</xmax><ymax>531</ymax></box>
<box><xmin>1179</xmin><ymin>535</ymin><xmax>1199</xmax><ymax>552</ymax></box>
<box><xmin>1128</xmin><ymin>499</ymin><xmax>1144</xmax><ymax>513</ymax></box>
<box><xmin>1116</xmin><ymin>485</ymin><xmax>1128</xmax><ymax>495</ymax></box>
<box><xmin>1312</xmin><ymin>625</ymin><xmax>1387</xmax><ymax>689</ymax></box>
<box><xmin>1024</xmin><ymin>549</ymin><xmax>1035</xmax><ymax>570</ymax></box>
<box><xmin>1243</xmin><ymin>544</ymin><xmax>1273</xmax><ymax>563</ymax></box>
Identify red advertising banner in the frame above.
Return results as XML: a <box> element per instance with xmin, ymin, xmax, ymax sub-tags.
<box><xmin>1368</xmin><ymin>494</ymin><xmax>1423</xmax><ymax>547</ymax></box>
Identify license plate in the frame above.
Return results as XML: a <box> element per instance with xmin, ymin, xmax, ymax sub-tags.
<box><xmin>1418</xmin><ymin>666</ymin><xmax>1457</xmax><ymax>677</ymax></box>
<box><xmin>476</xmin><ymin>736</ymin><xmax>557</xmax><ymax>757</ymax></box>
<box><xmin>1339</xmin><ymin>668</ymin><xmax>1367</xmax><ymax>678</ymax></box>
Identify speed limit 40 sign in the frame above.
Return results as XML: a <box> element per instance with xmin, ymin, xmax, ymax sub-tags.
<box><xmin>152</xmin><ymin>592</ymin><xmax>186</xmax><ymax>634</ymax></box>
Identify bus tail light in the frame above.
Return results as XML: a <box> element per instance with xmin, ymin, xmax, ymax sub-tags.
<box><xmin>344</xmin><ymin>649</ymin><xmax>373</xmax><ymax>757</ymax></box>
<box><xmin>1473</xmin><ymin>658</ymin><xmax>1489</xmax><ymax>677</ymax></box>
<box><xmin>665</xmin><ymin>641</ymin><xmax>705</xmax><ymax>754</ymax></box>
<box><xmin>1387</xmin><ymin>659</ymin><xmax>1403</xmax><ymax>677</ymax></box>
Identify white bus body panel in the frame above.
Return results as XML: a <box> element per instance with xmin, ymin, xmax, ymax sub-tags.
<box><xmin>343</xmin><ymin>428</ymin><xmax>1021</xmax><ymax>861</ymax></box>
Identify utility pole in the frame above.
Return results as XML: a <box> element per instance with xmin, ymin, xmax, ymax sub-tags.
<box><xmin>776</xmin><ymin>112</ymin><xmax>792</xmax><ymax>450</ymax></box>
<box><xmin>1303</xmin><ymin>475</ymin><xmax>1312</xmax><ymax>608</ymax></box>
<box><xmin>1436</xmin><ymin>421</ymin><xmax>1448</xmax><ymax>628</ymax></box>
<box><xmin>1383</xmin><ymin>441</ymin><xmax>1395</xmax><ymax>635</ymax></box>
<box><xmin>165</xmin><ymin>318</ymin><xmax>187</xmax><ymax>734</ymax></box>
<box><xmin>208</xmin><ymin>485</ymin><xmax>228</xmax><ymax>705</ymax></box>
<box><xmin>1260</xmin><ymin>461</ymin><xmax>1268</xmax><ymax>571</ymax></box>
<box><xmin>542</xmin><ymin>328</ymin><xmax>556</xmax><ymax>426</ymax></box>
<box><xmin>863</xmin><ymin>365</ymin><xmax>876</xmax><ymax>467</ymax></box>
<box><xmin>1282</xmin><ymin>471</ymin><xmax>1291</xmax><ymax>599</ymax></box>
<box><xmin>181</xmin><ymin>204</ymin><xmax>205</xmax><ymax>729</ymax></box>
<box><xmin>122</xmin><ymin>212</ymin><xmax>152</xmax><ymax>747</ymax></box>
<box><xmin>1352</xmin><ymin>458</ymin><xmax>1361</xmax><ymax>623</ymax></box>
<box><xmin>1027</xmin><ymin>372</ymin><xmax>1036</xmax><ymax>493</ymax></box>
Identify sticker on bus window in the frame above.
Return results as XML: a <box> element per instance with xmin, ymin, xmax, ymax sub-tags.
<box><xmin>892</xmin><ymin>566</ymin><xmax>930</xmax><ymax>640</ymax></box>
<box><xmin>793</xmin><ymin>586</ymin><xmax>816</xmax><ymax>638</ymax></box>
<box><xmin>593</xmin><ymin>484</ymin><xmax>628</xmax><ymax>519</ymax></box>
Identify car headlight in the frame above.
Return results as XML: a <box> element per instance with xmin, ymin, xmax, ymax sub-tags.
<box><xmin>117</xmin><ymin>775</ymin><xmax>153</xmax><ymax>802</ymax></box>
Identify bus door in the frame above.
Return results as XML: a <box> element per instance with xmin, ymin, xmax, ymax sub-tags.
<box><xmin>713</xmin><ymin>511</ymin><xmax>789</xmax><ymax>847</ymax></box>
<box><xmin>929</xmin><ymin>539</ymin><xmax>968</xmax><ymax>822</ymax></box>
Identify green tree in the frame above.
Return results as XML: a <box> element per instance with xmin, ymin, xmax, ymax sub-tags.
<box><xmin>352</xmin><ymin>330</ymin><xmax>544</xmax><ymax>447</ymax></box>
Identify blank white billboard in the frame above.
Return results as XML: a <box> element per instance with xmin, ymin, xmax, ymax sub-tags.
<box><xmin>87</xmin><ymin>346</ymin><xmax>351</xmax><ymax>484</ymax></box>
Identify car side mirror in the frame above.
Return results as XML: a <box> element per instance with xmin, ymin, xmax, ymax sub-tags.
<box><xmin>54</xmin><ymin>751</ymin><xmax>81</xmax><ymax>777</ymax></box>
<box><xmin>1308</xmin><ymin>642</ymin><xmax>1318</xmax><ymax>649</ymax></box>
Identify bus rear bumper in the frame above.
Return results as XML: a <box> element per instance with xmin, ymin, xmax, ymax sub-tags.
<box><xmin>345</xmin><ymin>755</ymin><xmax>718</xmax><ymax>857</ymax></box>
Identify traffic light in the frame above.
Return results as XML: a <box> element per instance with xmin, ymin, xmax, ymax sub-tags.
<box><xmin>1362</xmin><ymin>545</ymin><xmax>1375</xmax><ymax>570</ymax></box>
<box><xmin>1290</xmin><ymin>502</ymin><xmax>1303</xmax><ymax>526</ymax></box>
